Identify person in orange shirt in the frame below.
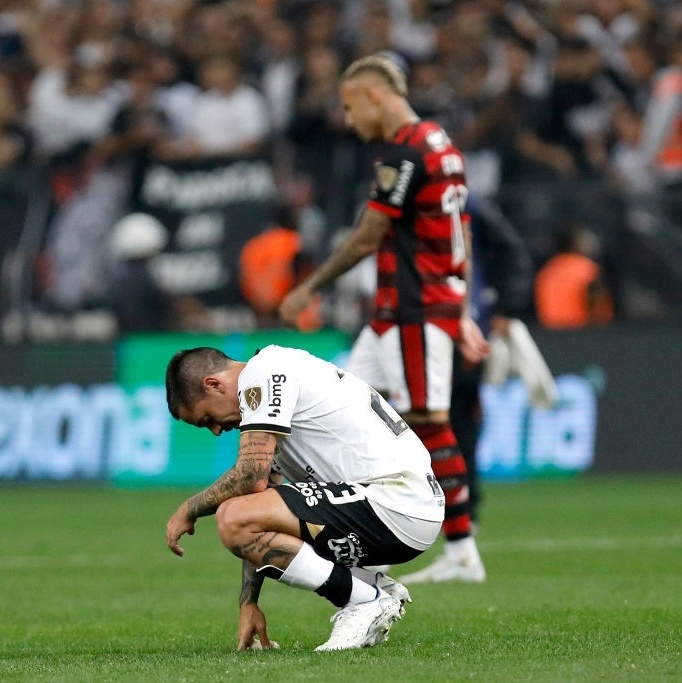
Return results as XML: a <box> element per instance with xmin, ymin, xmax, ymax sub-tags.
<box><xmin>534</xmin><ymin>223</ymin><xmax>613</xmax><ymax>329</ymax></box>
<box><xmin>239</xmin><ymin>202</ymin><xmax>322</xmax><ymax>330</ymax></box>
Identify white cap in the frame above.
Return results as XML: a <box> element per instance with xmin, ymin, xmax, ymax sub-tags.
<box><xmin>110</xmin><ymin>213</ymin><xmax>168</xmax><ymax>259</ymax></box>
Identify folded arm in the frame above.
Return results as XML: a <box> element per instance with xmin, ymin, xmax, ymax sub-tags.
<box><xmin>165</xmin><ymin>431</ymin><xmax>279</xmax><ymax>556</ymax></box>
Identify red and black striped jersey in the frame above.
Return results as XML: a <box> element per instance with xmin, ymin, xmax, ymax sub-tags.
<box><xmin>366</xmin><ymin>120</ymin><xmax>468</xmax><ymax>338</ymax></box>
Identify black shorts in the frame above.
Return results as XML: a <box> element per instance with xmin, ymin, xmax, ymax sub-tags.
<box><xmin>275</xmin><ymin>481</ymin><xmax>422</xmax><ymax>568</ymax></box>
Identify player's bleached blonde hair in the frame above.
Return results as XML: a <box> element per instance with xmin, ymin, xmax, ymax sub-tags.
<box><xmin>340</xmin><ymin>54</ymin><xmax>408</xmax><ymax>97</ymax></box>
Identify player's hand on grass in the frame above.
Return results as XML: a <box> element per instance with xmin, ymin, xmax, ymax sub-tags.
<box><xmin>238</xmin><ymin>604</ymin><xmax>279</xmax><ymax>651</ymax></box>
<box><xmin>165</xmin><ymin>501</ymin><xmax>196</xmax><ymax>557</ymax></box>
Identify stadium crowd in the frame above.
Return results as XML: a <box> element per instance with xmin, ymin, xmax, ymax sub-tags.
<box><xmin>0</xmin><ymin>0</ymin><xmax>681</xmax><ymax>339</ymax></box>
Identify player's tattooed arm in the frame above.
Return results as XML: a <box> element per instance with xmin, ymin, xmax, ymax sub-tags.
<box><xmin>305</xmin><ymin>207</ymin><xmax>391</xmax><ymax>292</ymax></box>
<box><xmin>186</xmin><ymin>431</ymin><xmax>277</xmax><ymax>519</ymax></box>
<box><xmin>240</xmin><ymin>560</ymin><xmax>265</xmax><ymax>607</ymax></box>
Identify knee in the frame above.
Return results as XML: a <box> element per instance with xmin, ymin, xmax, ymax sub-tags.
<box><xmin>215</xmin><ymin>498</ymin><xmax>249</xmax><ymax>551</ymax></box>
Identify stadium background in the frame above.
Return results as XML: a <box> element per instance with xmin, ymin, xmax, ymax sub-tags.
<box><xmin>0</xmin><ymin>1</ymin><xmax>680</xmax><ymax>485</ymax></box>
<box><xmin>0</xmin><ymin>323</ymin><xmax>679</xmax><ymax>487</ymax></box>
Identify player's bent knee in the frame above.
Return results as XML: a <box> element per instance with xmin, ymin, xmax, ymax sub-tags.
<box><xmin>215</xmin><ymin>498</ymin><xmax>251</xmax><ymax>547</ymax></box>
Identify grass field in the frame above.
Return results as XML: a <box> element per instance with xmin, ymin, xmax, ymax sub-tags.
<box><xmin>1</xmin><ymin>475</ymin><xmax>681</xmax><ymax>682</ymax></box>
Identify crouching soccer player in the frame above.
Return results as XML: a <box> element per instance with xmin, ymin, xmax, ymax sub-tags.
<box><xmin>165</xmin><ymin>345</ymin><xmax>444</xmax><ymax>651</ymax></box>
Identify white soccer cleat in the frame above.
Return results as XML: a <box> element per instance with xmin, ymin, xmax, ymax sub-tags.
<box><xmin>398</xmin><ymin>537</ymin><xmax>486</xmax><ymax>585</ymax></box>
<box><xmin>314</xmin><ymin>592</ymin><xmax>402</xmax><ymax>652</ymax></box>
<box><xmin>375</xmin><ymin>572</ymin><xmax>412</xmax><ymax>615</ymax></box>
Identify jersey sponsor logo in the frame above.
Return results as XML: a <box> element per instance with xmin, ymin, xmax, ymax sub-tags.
<box><xmin>327</xmin><ymin>532</ymin><xmax>367</xmax><ymax>567</ymax></box>
<box><xmin>267</xmin><ymin>373</ymin><xmax>286</xmax><ymax>418</ymax></box>
<box><xmin>426</xmin><ymin>472</ymin><xmax>444</xmax><ymax>500</ymax></box>
<box><xmin>376</xmin><ymin>164</ymin><xmax>399</xmax><ymax>191</ymax></box>
<box><xmin>389</xmin><ymin>160</ymin><xmax>415</xmax><ymax>206</ymax></box>
<box><xmin>292</xmin><ymin>481</ymin><xmax>326</xmax><ymax>506</ymax></box>
<box><xmin>441</xmin><ymin>153</ymin><xmax>464</xmax><ymax>175</ymax></box>
<box><xmin>244</xmin><ymin>386</ymin><xmax>262</xmax><ymax>411</ymax></box>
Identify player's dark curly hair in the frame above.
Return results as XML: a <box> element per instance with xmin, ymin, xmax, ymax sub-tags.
<box><xmin>165</xmin><ymin>347</ymin><xmax>232</xmax><ymax>419</ymax></box>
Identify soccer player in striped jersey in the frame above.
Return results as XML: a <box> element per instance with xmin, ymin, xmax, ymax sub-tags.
<box><xmin>280</xmin><ymin>53</ymin><xmax>489</xmax><ymax>584</ymax></box>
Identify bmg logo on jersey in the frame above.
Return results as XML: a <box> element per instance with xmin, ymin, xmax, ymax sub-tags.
<box><xmin>267</xmin><ymin>373</ymin><xmax>286</xmax><ymax>417</ymax></box>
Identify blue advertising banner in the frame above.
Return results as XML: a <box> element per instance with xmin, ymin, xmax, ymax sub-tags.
<box><xmin>0</xmin><ymin>326</ymin><xmax>679</xmax><ymax>484</ymax></box>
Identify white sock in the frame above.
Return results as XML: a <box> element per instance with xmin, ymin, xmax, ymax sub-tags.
<box><xmin>278</xmin><ymin>544</ymin><xmax>379</xmax><ymax>605</ymax></box>
<box><xmin>347</xmin><ymin>577</ymin><xmax>379</xmax><ymax>605</ymax></box>
<box><xmin>279</xmin><ymin>542</ymin><xmax>334</xmax><ymax>590</ymax></box>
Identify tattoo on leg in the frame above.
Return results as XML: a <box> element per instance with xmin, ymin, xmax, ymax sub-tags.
<box><xmin>231</xmin><ymin>531</ymin><xmax>299</xmax><ymax>570</ymax></box>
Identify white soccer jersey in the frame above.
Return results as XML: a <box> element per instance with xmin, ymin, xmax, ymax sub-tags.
<box><xmin>237</xmin><ymin>345</ymin><xmax>444</xmax><ymax>522</ymax></box>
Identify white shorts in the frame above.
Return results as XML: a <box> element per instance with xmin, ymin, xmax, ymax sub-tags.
<box><xmin>346</xmin><ymin>323</ymin><xmax>454</xmax><ymax>413</ymax></box>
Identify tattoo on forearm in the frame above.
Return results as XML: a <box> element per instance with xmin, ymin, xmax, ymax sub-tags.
<box><xmin>238</xmin><ymin>534</ymin><xmax>299</xmax><ymax>606</ymax></box>
<box><xmin>310</xmin><ymin>211</ymin><xmax>387</xmax><ymax>290</ymax></box>
<box><xmin>186</xmin><ymin>432</ymin><xmax>275</xmax><ymax>519</ymax></box>
<box><xmin>240</xmin><ymin>561</ymin><xmax>264</xmax><ymax>607</ymax></box>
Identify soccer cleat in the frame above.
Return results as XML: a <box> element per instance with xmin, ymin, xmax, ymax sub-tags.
<box><xmin>398</xmin><ymin>537</ymin><xmax>486</xmax><ymax>585</ymax></box>
<box><xmin>375</xmin><ymin>572</ymin><xmax>412</xmax><ymax>615</ymax></box>
<box><xmin>314</xmin><ymin>592</ymin><xmax>402</xmax><ymax>652</ymax></box>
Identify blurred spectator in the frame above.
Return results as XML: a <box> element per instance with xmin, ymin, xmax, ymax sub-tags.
<box><xmin>390</xmin><ymin>0</ymin><xmax>438</xmax><ymax>63</ymax></box>
<box><xmin>448</xmin><ymin>34</ymin><xmax>539</xmax><ymax>196</ymax></box>
<box><xmin>300</xmin><ymin>0</ymin><xmax>345</xmax><ymax>54</ymax></box>
<box><xmin>607</xmin><ymin>99</ymin><xmax>650</xmax><ymax>190</ymax></box>
<box><xmin>409</xmin><ymin>57</ymin><xmax>453</xmax><ymax>124</ymax></box>
<box><xmin>257</xmin><ymin>17</ymin><xmax>300</xmax><ymax>137</ymax></box>
<box><xmin>638</xmin><ymin>41</ymin><xmax>682</xmax><ymax>229</ymax></box>
<box><xmin>20</xmin><ymin>0</ymin><xmax>81</xmax><ymax>71</ymax></box>
<box><xmin>620</xmin><ymin>38</ymin><xmax>657</xmax><ymax>114</ymax></box>
<box><xmin>0</xmin><ymin>69</ymin><xmax>31</xmax><ymax>170</ymax></box>
<box><xmin>1</xmin><ymin>0</ymin><xmax>682</xmax><ymax>337</ymax></box>
<box><xmin>286</xmin><ymin>44</ymin><xmax>346</xmax><ymax>210</ymax></box>
<box><xmin>238</xmin><ymin>201</ymin><xmax>321</xmax><ymax>330</ymax></box>
<box><xmin>534</xmin><ymin>222</ymin><xmax>614</xmax><ymax>328</ymax></box>
<box><xmin>178</xmin><ymin>0</ymin><xmax>255</xmax><ymax>66</ymax></box>
<box><xmin>574</xmin><ymin>0</ymin><xmax>644</xmax><ymax>77</ymax></box>
<box><xmin>26</xmin><ymin>47</ymin><xmax>125</xmax><ymax>159</ymax></box>
<box><xmin>77</xmin><ymin>0</ymin><xmax>129</xmax><ymax>72</ymax></box>
<box><xmin>0</xmin><ymin>1</ymin><xmax>28</xmax><ymax>69</ymax></box>
<box><xmin>93</xmin><ymin>58</ymin><xmax>172</xmax><ymax>192</ymax></box>
<box><xmin>134</xmin><ymin>41</ymin><xmax>198</xmax><ymax>137</ymax></box>
<box><xmin>129</xmin><ymin>0</ymin><xmax>194</xmax><ymax>48</ymax></box>
<box><xmin>516</xmin><ymin>37</ymin><xmax>624</xmax><ymax>179</ymax></box>
<box><xmin>155</xmin><ymin>54</ymin><xmax>269</xmax><ymax>159</ymax></box>
<box><xmin>347</xmin><ymin>0</ymin><xmax>394</xmax><ymax>61</ymax></box>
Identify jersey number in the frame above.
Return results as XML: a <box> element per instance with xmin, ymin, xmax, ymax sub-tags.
<box><xmin>441</xmin><ymin>183</ymin><xmax>468</xmax><ymax>268</ymax></box>
<box><xmin>370</xmin><ymin>387</ymin><xmax>409</xmax><ymax>436</ymax></box>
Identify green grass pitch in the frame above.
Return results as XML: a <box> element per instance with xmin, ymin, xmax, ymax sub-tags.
<box><xmin>1</xmin><ymin>475</ymin><xmax>680</xmax><ymax>682</ymax></box>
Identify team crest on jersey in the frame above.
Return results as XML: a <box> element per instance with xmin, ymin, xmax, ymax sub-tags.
<box><xmin>376</xmin><ymin>164</ymin><xmax>399</xmax><ymax>191</ymax></box>
<box><xmin>244</xmin><ymin>386</ymin><xmax>262</xmax><ymax>411</ymax></box>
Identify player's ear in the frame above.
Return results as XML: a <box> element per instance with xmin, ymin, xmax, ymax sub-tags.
<box><xmin>204</xmin><ymin>376</ymin><xmax>223</xmax><ymax>393</ymax></box>
<box><xmin>366</xmin><ymin>82</ymin><xmax>382</xmax><ymax>105</ymax></box>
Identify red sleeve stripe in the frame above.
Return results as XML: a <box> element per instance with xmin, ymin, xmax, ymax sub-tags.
<box><xmin>368</xmin><ymin>200</ymin><xmax>402</xmax><ymax>218</ymax></box>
